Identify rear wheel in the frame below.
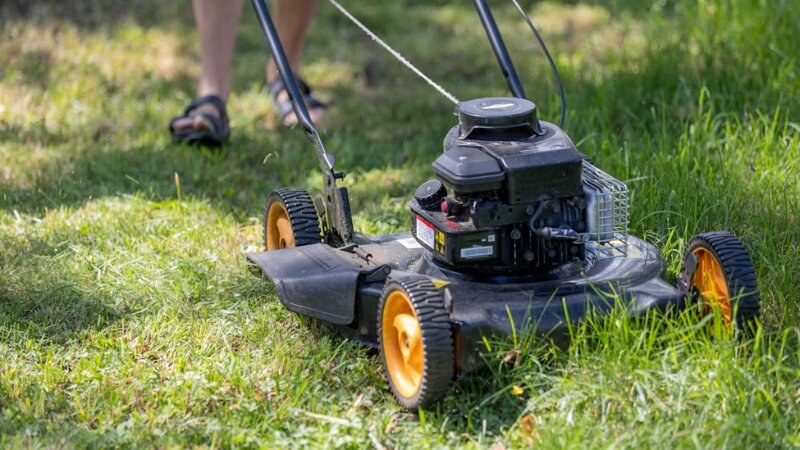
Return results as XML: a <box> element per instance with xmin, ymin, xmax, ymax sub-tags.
<box><xmin>378</xmin><ymin>276</ymin><xmax>453</xmax><ymax>409</ymax></box>
<box><xmin>264</xmin><ymin>188</ymin><xmax>321</xmax><ymax>250</ymax></box>
<box><xmin>681</xmin><ymin>231</ymin><xmax>759</xmax><ymax>331</ymax></box>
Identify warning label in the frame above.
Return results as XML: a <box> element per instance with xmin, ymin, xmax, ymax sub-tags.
<box><xmin>434</xmin><ymin>229</ymin><xmax>446</xmax><ymax>255</ymax></box>
<box><xmin>415</xmin><ymin>215</ymin><xmax>435</xmax><ymax>249</ymax></box>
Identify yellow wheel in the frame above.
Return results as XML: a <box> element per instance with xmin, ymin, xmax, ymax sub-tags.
<box><xmin>378</xmin><ymin>277</ymin><xmax>453</xmax><ymax>409</ymax></box>
<box><xmin>264</xmin><ymin>188</ymin><xmax>321</xmax><ymax>250</ymax></box>
<box><xmin>681</xmin><ymin>232</ymin><xmax>759</xmax><ymax>331</ymax></box>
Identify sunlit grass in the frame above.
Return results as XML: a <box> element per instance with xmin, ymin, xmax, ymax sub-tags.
<box><xmin>1</xmin><ymin>0</ymin><xmax>799</xmax><ymax>447</ymax></box>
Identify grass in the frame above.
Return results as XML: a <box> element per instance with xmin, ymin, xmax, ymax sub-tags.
<box><xmin>1</xmin><ymin>0</ymin><xmax>798</xmax><ymax>447</ymax></box>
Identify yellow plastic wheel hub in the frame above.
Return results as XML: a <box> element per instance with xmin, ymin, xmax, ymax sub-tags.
<box><xmin>691</xmin><ymin>247</ymin><xmax>732</xmax><ymax>324</ymax></box>
<box><xmin>266</xmin><ymin>201</ymin><xmax>296</xmax><ymax>250</ymax></box>
<box><xmin>381</xmin><ymin>290</ymin><xmax>424</xmax><ymax>399</ymax></box>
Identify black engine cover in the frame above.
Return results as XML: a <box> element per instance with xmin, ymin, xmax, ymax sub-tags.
<box><xmin>433</xmin><ymin>98</ymin><xmax>583</xmax><ymax>203</ymax></box>
<box><xmin>412</xmin><ymin>97</ymin><xmax>589</xmax><ymax>274</ymax></box>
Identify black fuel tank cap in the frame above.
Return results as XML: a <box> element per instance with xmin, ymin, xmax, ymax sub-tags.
<box><xmin>457</xmin><ymin>97</ymin><xmax>542</xmax><ymax>139</ymax></box>
<box><xmin>415</xmin><ymin>179</ymin><xmax>447</xmax><ymax>210</ymax></box>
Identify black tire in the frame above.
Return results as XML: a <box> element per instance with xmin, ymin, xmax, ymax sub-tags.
<box><xmin>264</xmin><ymin>188</ymin><xmax>321</xmax><ymax>250</ymax></box>
<box><xmin>378</xmin><ymin>276</ymin><xmax>453</xmax><ymax>409</ymax></box>
<box><xmin>680</xmin><ymin>231</ymin><xmax>760</xmax><ymax>331</ymax></box>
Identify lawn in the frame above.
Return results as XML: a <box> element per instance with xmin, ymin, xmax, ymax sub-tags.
<box><xmin>1</xmin><ymin>0</ymin><xmax>798</xmax><ymax>448</ymax></box>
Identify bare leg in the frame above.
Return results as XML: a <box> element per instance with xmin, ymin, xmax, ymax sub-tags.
<box><xmin>267</xmin><ymin>0</ymin><xmax>325</xmax><ymax>125</ymax></box>
<box><xmin>196</xmin><ymin>0</ymin><xmax>245</xmax><ymax>99</ymax></box>
<box><xmin>266</xmin><ymin>0</ymin><xmax>318</xmax><ymax>80</ymax></box>
<box><xmin>173</xmin><ymin>0</ymin><xmax>322</xmax><ymax>134</ymax></box>
<box><xmin>173</xmin><ymin>0</ymin><xmax>244</xmax><ymax>134</ymax></box>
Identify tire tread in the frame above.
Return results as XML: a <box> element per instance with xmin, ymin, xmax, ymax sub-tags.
<box><xmin>682</xmin><ymin>231</ymin><xmax>760</xmax><ymax>329</ymax></box>
<box><xmin>378</xmin><ymin>276</ymin><xmax>454</xmax><ymax>409</ymax></box>
<box><xmin>264</xmin><ymin>188</ymin><xmax>321</xmax><ymax>248</ymax></box>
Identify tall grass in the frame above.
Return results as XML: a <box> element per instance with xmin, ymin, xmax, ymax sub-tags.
<box><xmin>479</xmin><ymin>306</ymin><xmax>800</xmax><ymax>448</ymax></box>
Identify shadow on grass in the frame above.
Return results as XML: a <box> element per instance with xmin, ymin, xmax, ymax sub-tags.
<box><xmin>441</xmin><ymin>368</ymin><xmax>531</xmax><ymax>436</ymax></box>
<box><xmin>0</xmin><ymin>226</ymin><xmax>120</xmax><ymax>343</ymax></box>
<box><xmin>0</xmin><ymin>280</ymin><xmax>120</xmax><ymax>344</ymax></box>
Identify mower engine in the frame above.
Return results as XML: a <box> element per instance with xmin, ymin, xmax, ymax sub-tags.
<box><xmin>409</xmin><ymin>97</ymin><xmax>628</xmax><ymax>274</ymax></box>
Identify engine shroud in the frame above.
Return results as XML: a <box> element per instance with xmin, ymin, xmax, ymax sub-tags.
<box><xmin>410</xmin><ymin>97</ymin><xmax>621</xmax><ymax>274</ymax></box>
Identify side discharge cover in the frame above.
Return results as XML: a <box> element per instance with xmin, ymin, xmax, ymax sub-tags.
<box><xmin>247</xmin><ymin>244</ymin><xmax>377</xmax><ymax>325</ymax></box>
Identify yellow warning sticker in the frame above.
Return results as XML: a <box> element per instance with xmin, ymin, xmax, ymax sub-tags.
<box><xmin>434</xmin><ymin>229</ymin><xmax>446</xmax><ymax>255</ymax></box>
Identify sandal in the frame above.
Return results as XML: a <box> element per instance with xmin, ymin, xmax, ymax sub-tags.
<box><xmin>267</xmin><ymin>76</ymin><xmax>327</xmax><ymax>125</ymax></box>
<box><xmin>168</xmin><ymin>95</ymin><xmax>230</xmax><ymax>147</ymax></box>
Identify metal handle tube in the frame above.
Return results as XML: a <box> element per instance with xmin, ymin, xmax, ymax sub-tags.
<box><xmin>250</xmin><ymin>0</ymin><xmax>316</xmax><ymax>136</ymax></box>
<box><xmin>251</xmin><ymin>0</ymin><xmax>354</xmax><ymax>243</ymax></box>
<box><xmin>473</xmin><ymin>0</ymin><xmax>526</xmax><ymax>99</ymax></box>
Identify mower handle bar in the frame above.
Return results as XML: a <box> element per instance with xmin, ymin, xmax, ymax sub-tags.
<box><xmin>251</xmin><ymin>0</ymin><xmax>320</xmax><ymax>147</ymax></box>
<box><xmin>251</xmin><ymin>0</ymin><xmax>354</xmax><ymax>243</ymax></box>
<box><xmin>473</xmin><ymin>0</ymin><xmax>526</xmax><ymax>100</ymax></box>
<box><xmin>250</xmin><ymin>0</ymin><xmax>528</xmax><ymax>244</ymax></box>
<box><xmin>251</xmin><ymin>0</ymin><xmax>527</xmax><ymax>145</ymax></box>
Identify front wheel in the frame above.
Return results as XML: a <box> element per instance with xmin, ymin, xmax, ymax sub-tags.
<box><xmin>264</xmin><ymin>188</ymin><xmax>321</xmax><ymax>250</ymax></box>
<box><xmin>680</xmin><ymin>231</ymin><xmax>760</xmax><ymax>331</ymax></box>
<box><xmin>378</xmin><ymin>276</ymin><xmax>453</xmax><ymax>409</ymax></box>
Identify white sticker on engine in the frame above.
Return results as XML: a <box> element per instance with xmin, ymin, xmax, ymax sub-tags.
<box><xmin>397</xmin><ymin>237</ymin><xmax>422</xmax><ymax>249</ymax></box>
<box><xmin>460</xmin><ymin>246</ymin><xmax>494</xmax><ymax>259</ymax></box>
<box><xmin>415</xmin><ymin>215</ymin><xmax>435</xmax><ymax>249</ymax></box>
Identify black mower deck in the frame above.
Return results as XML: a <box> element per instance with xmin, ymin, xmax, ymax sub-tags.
<box><xmin>247</xmin><ymin>233</ymin><xmax>683</xmax><ymax>375</ymax></box>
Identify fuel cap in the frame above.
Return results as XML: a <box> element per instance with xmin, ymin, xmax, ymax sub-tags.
<box><xmin>415</xmin><ymin>179</ymin><xmax>447</xmax><ymax>210</ymax></box>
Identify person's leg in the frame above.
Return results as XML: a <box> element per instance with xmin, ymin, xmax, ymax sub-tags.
<box><xmin>172</xmin><ymin>0</ymin><xmax>244</xmax><ymax>134</ymax></box>
<box><xmin>267</xmin><ymin>0</ymin><xmax>325</xmax><ymax>125</ymax></box>
<box><xmin>266</xmin><ymin>0</ymin><xmax>318</xmax><ymax>79</ymax></box>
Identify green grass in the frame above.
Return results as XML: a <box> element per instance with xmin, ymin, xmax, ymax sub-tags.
<box><xmin>1</xmin><ymin>0</ymin><xmax>798</xmax><ymax>447</ymax></box>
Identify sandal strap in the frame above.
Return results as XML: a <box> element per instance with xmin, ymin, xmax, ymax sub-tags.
<box><xmin>267</xmin><ymin>76</ymin><xmax>312</xmax><ymax>97</ymax></box>
<box><xmin>168</xmin><ymin>95</ymin><xmax>230</xmax><ymax>146</ymax></box>
<box><xmin>267</xmin><ymin>76</ymin><xmax>327</xmax><ymax>122</ymax></box>
<box><xmin>183</xmin><ymin>94</ymin><xmax>228</xmax><ymax>121</ymax></box>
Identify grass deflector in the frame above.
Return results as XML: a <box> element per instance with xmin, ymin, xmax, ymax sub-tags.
<box><xmin>246</xmin><ymin>0</ymin><xmax>760</xmax><ymax>409</ymax></box>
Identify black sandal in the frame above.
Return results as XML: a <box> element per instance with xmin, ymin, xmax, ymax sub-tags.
<box><xmin>168</xmin><ymin>95</ymin><xmax>230</xmax><ymax>147</ymax></box>
<box><xmin>267</xmin><ymin>77</ymin><xmax>327</xmax><ymax>125</ymax></box>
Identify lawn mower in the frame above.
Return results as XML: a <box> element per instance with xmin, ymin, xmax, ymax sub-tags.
<box><xmin>246</xmin><ymin>0</ymin><xmax>760</xmax><ymax>409</ymax></box>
